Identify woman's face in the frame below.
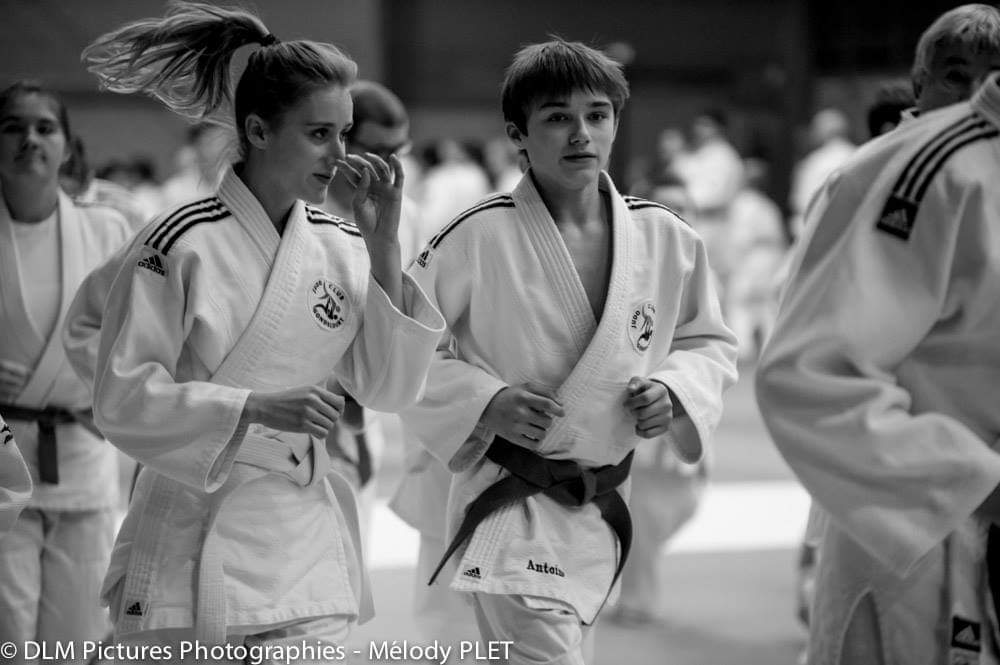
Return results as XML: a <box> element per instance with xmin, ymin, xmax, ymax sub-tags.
<box><xmin>0</xmin><ymin>92</ymin><xmax>68</xmax><ymax>187</ymax></box>
<box><xmin>255</xmin><ymin>84</ymin><xmax>353</xmax><ymax>205</ymax></box>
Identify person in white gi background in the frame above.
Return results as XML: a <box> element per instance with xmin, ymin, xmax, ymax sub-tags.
<box><xmin>756</xmin><ymin>10</ymin><xmax>1000</xmax><ymax>665</ymax></box>
<box><xmin>765</xmin><ymin>8</ymin><xmax>1000</xmax><ymax>665</ymax></box>
<box><xmin>64</xmin><ymin>1</ymin><xmax>444</xmax><ymax>660</ymax></box>
<box><xmin>787</xmin><ymin>108</ymin><xmax>856</xmax><ymax>240</ymax></box>
<box><xmin>400</xmin><ymin>38</ymin><xmax>738</xmax><ymax>664</ymax></box>
<box><xmin>320</xmin><ymin>78</ymin><xmax>433</xmax><ymax>548</ymax></box>
<box><xmin>0</xmin><ymin>80</ymin><xmax>132</xmax><ymax>663</ymax></box>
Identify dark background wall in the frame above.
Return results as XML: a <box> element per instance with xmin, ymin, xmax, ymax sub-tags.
<box><xmin>0</xmin><ymin>0</ymin><xmax>967</xmax><ymax>208</ymax></box>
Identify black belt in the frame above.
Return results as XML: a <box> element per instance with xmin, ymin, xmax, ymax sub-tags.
<box><xmin>326</xmin><ymin>427</ymin><xmax>373</xmax><ymax>488</ymax></box>
<box><xmin>0</xmin><ymin>404</ymin><xmax>99</xmax><ymax>484</ymax></box>
<box><xmin>429</xmin><ymin>437</ymin><xmax>634</xmax><ymax>599</ymax></box>
<box><xmin>988</xmin><ymin>525</ymin><xmax>1000</xmax><ymax>624</ymax></box>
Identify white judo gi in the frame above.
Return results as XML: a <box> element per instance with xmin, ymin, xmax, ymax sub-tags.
<box><xmin>757</xmin><ymin>77</ymin><xmax>1000</xmax><ymax>665</ymax></box>
<box><xmin>399</xmin><ymin>172</ymin><xmax>737</xmax><ymax>658</ymax></box>
<box><xmin>0</xmin><ymin>193</ymin><xmax>130</xmax><ymax>658</ymax></box>
<box><xmin>0</xmin><ymin>416</ymin><xmax>32</xmax><ymax>537</ymax></box>
<box><xmin>63</xmin><ymin>168</ymin><xmax>445</xmax><ymax>648</ymax></box>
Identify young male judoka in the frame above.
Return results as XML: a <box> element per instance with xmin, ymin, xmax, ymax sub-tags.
<box><xmin>399</xmin><ymin>38</ymin><xmax>738</xmax><ymax>663</ymax></box>
<box><xmin>756</xmin><ymin>69</ymin><xmax>1000</xmax><ymax>664</ymax></box>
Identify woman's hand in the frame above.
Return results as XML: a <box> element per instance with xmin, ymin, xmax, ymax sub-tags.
<box><xmin>242</xmin><ymin>385</ymin><xmax>345</xmax><ymax>439</ymax></box>
<box><xmin>337</xmin><ymin>152</ymin><xmax>405</xmax><ymax>246</ymax></box>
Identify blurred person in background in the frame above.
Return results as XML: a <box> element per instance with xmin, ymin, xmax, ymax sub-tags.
<box><xmin>320</xmin><ymin>79</ymin><xmax>435</xmax><ymax>555</ymax></box>
<box><xmin>60</xmin><ymin>135</ymin><xmax>148</xmax><ymax>232</ymax></box>
<box><xmin>158</xmin><ymin>121</ymin><xmax>228</xmax><ymax>208</ymax></box>
<box><xmin>0</xmin><ymin>80</ymin><xmax>131</xmax><ymax>663</ymax></box>
<box><xmin>866</xmin><ymin>80</ymin><xmax>916</xmax><ymax>138</ymax></box>
<box><xmin>418</xmin><ymin>136</ymin><xmax>491</xmax><ymax>232</ymax></box>
<box><xmin>483</xmin><ymin>135</ymin><xmax>524</xmax><ymax>192</ymax></box>
<box><xmin>673</xmin><ymin>110</ymin><xmax>745</xmax><ymax>301</ymax></box>
<box><xmin>788</xmin><ymin>108</ymin><xmax>856</xmax><ymax>239</ymax></box>
<box><xmin>723</xmin><ymin>156</ymin><xmax>786</xmax><ymax>363</ymax></box>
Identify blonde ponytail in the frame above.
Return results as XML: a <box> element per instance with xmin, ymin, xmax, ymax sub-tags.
<box><xmin>83</xmin><ymin>1</ymin><xmax>270</xmax><ymax>123</ymax></box>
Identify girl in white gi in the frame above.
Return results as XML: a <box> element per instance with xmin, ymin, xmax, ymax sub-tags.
<box><xmin>67</xmin><ymin>2</ymin><xmax>444</xmax><ymax>658</ymax></box>
<box><xmin>0</xmin><ymin>80</ymin><xmax>132</xmax><ymax>661</ymax></box>
<box><xmin>400</xmin><ymin>39</ymin><xmax>738</xmax><ymax>664</ymax></box>
<box><xmin>0</xmin><ymin>416</ymin><xmax>32</xmax><ymax>537</ymax></box>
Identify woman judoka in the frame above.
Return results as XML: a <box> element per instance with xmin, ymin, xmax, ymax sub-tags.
<box><xmin>64</xmin><ymin>1</ymin><xmax>445</xmax><ymax>659</ymax></box>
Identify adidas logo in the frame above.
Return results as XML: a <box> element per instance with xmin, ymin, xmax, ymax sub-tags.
<box><xmin>462</xmin><ymin>567</ymin><xmax>482</xmax><ymax>579</ymax></box>
<box><xmin>415</xmin><ymin>247</ymin><xmax>432</xmax><ymax>268</ymax></box>
<box><xmin>125</xmin><ymin>601</ymin><xmax>143</xmax><ymax>617</ymax></box>
<box><xmin>137</xmin><ymin>253</ymin><xmax>166</xmax><ymax>276</ymax></box>
<box><xmin>526</xmin><ymin>559</ymin><xmax>565</xmax><ymax>577</ymax></box>
<box><xmin>878</xmin><ymin>208</ymin><xmax>911</xmax><ymax>233</ymax></box>
<box><xmin>951</xmin><ymin>617</ymin><xmax>981</xmax><ymax>651</ymax></box>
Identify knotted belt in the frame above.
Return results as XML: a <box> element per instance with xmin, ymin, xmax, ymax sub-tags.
<box><xmin>429</xmin><ymin>437</ymin><xmax>634</xmax><ymax>596</ymax></box>
<box><xmin>0</xmin><ymin>404</ymin><xmax>100</xmax><ymax>484</ymax></box>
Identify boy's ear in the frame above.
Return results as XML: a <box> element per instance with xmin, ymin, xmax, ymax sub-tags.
<box><xmin>505</xmin><ymin>121</ymin><xmax>525</xmax><ymax>149</ymax></box>
<box><xmin>245</xmin><ymin>114</ymin><xmax>270</xmax><ymax>151</ymax></box>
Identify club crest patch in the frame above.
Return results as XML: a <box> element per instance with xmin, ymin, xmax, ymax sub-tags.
<box><xmin>136</xmin><ymin>248</ymin><xmax>167</xmax><ymax>277</ymax></box>
<box><xmin>628</xmin><ymin>302</ymin><xmax>656</xmax><ymax>353</ymax></box>
<box><xmin>309</xmin><ymin>278</ymin><xmax>348</xmax><ymax>331</ymax></box>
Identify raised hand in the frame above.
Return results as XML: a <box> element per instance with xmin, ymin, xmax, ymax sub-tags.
<box><xmin>242</xmin><ymin>385</ymin><xmax>345</xmax><ymax>439</ymax></box>
<box><xmin>624</xmin><ymin>376</ymin><xmax>674</xmax><ymax>438</ymax></box>
<box><xmin>336</xmin><ymin>152</ymin><xmax>405</xmax><ymax>246</ymax></box>
<box><xmin>480</xmin><ymin>382</ymin><xmax>566</xmax><ymax>449</ymax></box>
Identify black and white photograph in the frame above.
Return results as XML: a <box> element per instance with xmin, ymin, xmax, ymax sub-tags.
<box><xmin>0</xmin><ymin>1</ymin><xmax>998</xmax><ymax>663</ymax></box>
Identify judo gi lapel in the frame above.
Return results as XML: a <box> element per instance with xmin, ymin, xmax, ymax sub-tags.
<box><xmin>208</xmin><ymin>170</ymin><xmax>304</xmax><ymax>389</ymax></box>
<box><xmin>515</xmin><ymin>172</ymin><xmax>634</xmax><ymax>453</ymax></box>
<box><xmin>0</xmin><ymin>202</ymin><xmax>43</xmax><ymax>366</ymax></box>
<box><xmin>514</xmin><ymin>173</ymin><xmax>596</xmax><ymax>355</ymax></box>
<box><xmin>7</xmin><ymin>193</ymin><xmax>84</xmax><ymax>407</ymax></box>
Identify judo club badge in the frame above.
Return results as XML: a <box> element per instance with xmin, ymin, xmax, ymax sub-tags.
<box><xmin>309</xmin><ymin>278</ymin><xmax>348</xmax><ymax>331</ymax></box>
<box><xmin>628</xmin><ymin>302</ymin><xmax>655</xmax><ymax>352</ymax></box>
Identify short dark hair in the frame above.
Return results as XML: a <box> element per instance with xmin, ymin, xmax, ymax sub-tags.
<box><xmin>0</xmin><ymin>79</ymin><xmax>72</xmax><ymax>140</ymax></box>
<box><xmin>866</xmin><ymin>80</ymin><xmax>915</xmax><ymax>138</ymax></box>
<box><xmin>349</xmin><ymin>80</ymin><xmax>408</xmax><ymax>135</ymax></box>
<box><xmin>501</xmin><ymin>37</ymin><xmax>629</xmax><ymax>133</ymax></box>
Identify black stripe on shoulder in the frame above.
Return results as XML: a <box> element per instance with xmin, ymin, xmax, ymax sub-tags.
<box><xmin>627</xmin><ymin>200</ymin><xmax>691</xmax><ymax>226</ymax></box>
<box><xmin>305</xmin><ymin>206</ymin><xmax>362</xmax><ymax>237</ymax></box>
<box><xmin>876</xmin><ymin>123</ymin><xmax>998</xmax><ymax>241</ymax></box>
<box><xmin>913</xmin><ymin>125</ymin><xmax>998</xmax><ymax>201</ymax></box>
<box><xmin>147</xmin><ymin>198</ymin><xmax>224</xmax><ymax>251</ymax></box>
<box><xmin>159</xmin><ymin>207</ymin><xmax>233</xmax><ymax>255</ymax></box>
<box><xmin>890</xmin><ymin>113</ymin><xmax>981</xmax><ymax>201</ymax></box>
<box><xmin>429</xmin><ymin>195</ymin><xmax>515</xmax><ymax>249</ymax></box>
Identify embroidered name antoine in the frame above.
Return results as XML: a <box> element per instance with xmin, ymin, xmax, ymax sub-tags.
<box><xmin>526</xmin><ymin>559</ymin><xmax>565</xmax><ymax>577</ymax></box>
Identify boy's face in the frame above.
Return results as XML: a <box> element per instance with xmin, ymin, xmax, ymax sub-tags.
<box><xmin>507</xmin><ymin>89</ymin><xmax>617</xmax><ymax>193</ymax></box>
<box><xmin>917</xmin><ymin>42</ymin><xmax>1000</xmax><ymax>112</ymax></box>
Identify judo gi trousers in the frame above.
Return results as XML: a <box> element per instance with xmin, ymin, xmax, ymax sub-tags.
<box><xmin>0</xmin><ymin>507</ymin><xmax>115</xmax><ymax>665</ymax></box>
<box><xmin>113</xmin><ymin>615</ymin><xmax>352</xmax><ymax>664</ymax></box>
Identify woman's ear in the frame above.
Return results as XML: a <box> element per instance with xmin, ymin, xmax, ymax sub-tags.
<box><xmin>245</xmin><ymin>114</ymin><xmax>270</xmax><ymax>151</ymax></box>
